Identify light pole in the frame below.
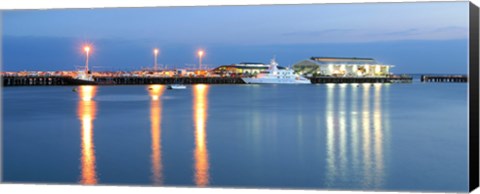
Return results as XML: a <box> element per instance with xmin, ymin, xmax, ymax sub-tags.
<box><xmin>197</xmin><ymin>50</ymin><xmax>204</xmax><ymax>70</ymax></box>
<box><xmin>153</xmin><ymin>48</ymin><xmax>159</xmax><ymax>71</ymax></box>
<box><xmin>84</xmin><ymin>46</ymin><xmax>91</xmax><ymax>72</ymax></box>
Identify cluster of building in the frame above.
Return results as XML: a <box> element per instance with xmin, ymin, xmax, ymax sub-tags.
<box><xmin>212</xmin><ymin>57</ymin><xmax>393</xmax><ymax>77</ymax></box>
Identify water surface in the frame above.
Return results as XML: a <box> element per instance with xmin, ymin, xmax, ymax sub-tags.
<box><xmin>2</xmin><ymin>83</ymin><xmax>468</xmax><ymax>192</ymax></box>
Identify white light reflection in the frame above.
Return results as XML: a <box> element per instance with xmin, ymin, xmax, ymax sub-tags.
<box><xmin>361</xmin><ymin>83</ymin><xmax>373</xmax><ymax>187</ymax></box>
<box><xmin>373</xmin><ymin>84</ymin><xmax>384</xmax><ymax>187</ymax></box>
<box><xmin>338</xmin><ymin>83</ymin><xmax>347</xmax><ymax>180</ymax></box>
<box><xmin>323</xmin><ymin>83</ymin><xmax>389</xmax><ymax>189</ymax></box>
<box><xmin>350</xmin><ymin>83</ymin><xmax>360</xmax><ymax>177</ymax></box>
<box><xmin>325</xmin><ymin>84</ymin><xmax>336</xmax><ymax>186</ymax></box>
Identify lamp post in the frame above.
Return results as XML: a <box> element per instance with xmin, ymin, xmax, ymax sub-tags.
<box><xmin>153</xmin><ymin>48</ymin><xmax>159</xmax><ymax>71</ymax></box>
<box><xmin>84</xmin><ymin>46</ymin><xmax>91</xmax><ymax>72</ymax></box>
<box><xmin>197</xmin><ymin>50</ymin><xmax>204</xmax><ymax>70</ymax></box>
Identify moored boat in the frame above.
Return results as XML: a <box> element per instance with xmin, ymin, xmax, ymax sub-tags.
<box><xmin>241</xmin><ymin>58</ymin><xmax>311</xmax><ymax>84</ymax></box>
<box><xmin>71</xmin><ymin>70</ymin><xmax>97</xmax><ymax>85</ymax></box>
<box><xmin>167</xmin><ymin>84</ymin><xmax>187</xmax><ymax>90</ymax></box>
<box><xmin>70</xmin><ymin>46</ymin><xmax>97</xmax><ymax>85</ymax></box>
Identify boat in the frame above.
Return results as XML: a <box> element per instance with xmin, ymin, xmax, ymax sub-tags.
<box><xmin>70</xmin><ymin>46</ymin><xmax>97</xmax><ymax>85</ymax></box>
<box><xmin>70</xmin><ymin>69</ymin><xmax>97</xmax><ymax>85</ymax></box>
<box><xmin>167</xmin><ymin>77</ymin><xmax>187</xmax><ymax>89</ymax></box>
<box><xmin>241</xmin><ymin>58</ymin><xmax>311</xmax><ymax>84</ymax></box>
<box><xmin>167</xmin><ymin>84</ymin><xmax>187</xmax><ymax>90</ymax></box>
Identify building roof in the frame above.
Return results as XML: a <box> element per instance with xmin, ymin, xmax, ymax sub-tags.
<box><xmin>310</xmin><ymin>57</ymin><xmax>377</xmax><ymax>65</ymax></box>
<box><xmin>294</xmin><ymin>58</ymin><xmax>392</xmax><ymax>67</ymax></box>
<box><xmin>310</xmin><ymin>57</ymin><xmax>375</xmax><ymax>61</ymax></box>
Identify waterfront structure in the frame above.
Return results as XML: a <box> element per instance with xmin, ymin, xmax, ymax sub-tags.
<box><xmin>213</xmin><ymin>62</ymin><xmax>286</xmax><ymax>76</ymax></box>
<box><xmin>293</xmin><ymin>57</ymin><xmax>393</xmax><ymax>77</ymax></box>
<box><xmin>420</xmin><ymin>75</ymin><xmax>468</xmax><ymax>83</ymax></box>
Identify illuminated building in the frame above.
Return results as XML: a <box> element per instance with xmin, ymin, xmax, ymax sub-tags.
<box><xmin>293</xmin><ymin>57</ymin><xmax>393</xmax><ymax>77</ymax></box>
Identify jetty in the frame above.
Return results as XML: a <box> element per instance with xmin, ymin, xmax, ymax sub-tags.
<box><xmin>420</xmin><ymin>75</ymin><xmax>468</xmax><ymax>83</ymax></box>
<box><xmin>2</xmin><ymin>75</ymin><xmax>414</xmax><ymax>86</ymax></box>
<box><xmin>1</xmin><ymin>75</ymin><xmax>244</xmax><ymax>86</ymax></box>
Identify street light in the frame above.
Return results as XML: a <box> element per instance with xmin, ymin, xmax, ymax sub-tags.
<box><xmin>84</xmin><ymin>46</ymin><xmax>91</xmax><ymax>72</ymax></box>
<box><xmin>153</xmin><ymin>48</ymin><xmax>159</xmax><ymax>71</ymax></box>
<box><xmin>197</xmin><ymin>50</ymin><xmax>205</xmax><ymax>70</ymax></box>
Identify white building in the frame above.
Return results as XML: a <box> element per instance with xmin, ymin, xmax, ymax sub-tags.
<box><xmin>293</xmin><ymin>57</ymin><xmax>393</xmax><ymax>77</ymax></box>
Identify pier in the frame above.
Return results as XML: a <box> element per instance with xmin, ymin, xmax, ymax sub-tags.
<box><xmin>2</xmin><ymin>76</ymin><xmax>74</xmax><ymax>86</ymax></box>
<box><xmin>3</xmin><ymin>75</ymin><xmax>415</xmax><ymax>86</ymax></box>
<box><xmin>420</xmin><ymin>75</ymin><xmax>468</xmax><ymax>83</ymax></box>
<box><xmin>2</xmin><ymin>76</ymin><xmax>245</xmax><ymax>86</ymax></box>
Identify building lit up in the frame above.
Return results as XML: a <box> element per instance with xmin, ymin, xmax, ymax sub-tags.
<box><xmin>293</xmin><ymin>57</ymin><xmax>393</xmax><ymax>77</ymax></box>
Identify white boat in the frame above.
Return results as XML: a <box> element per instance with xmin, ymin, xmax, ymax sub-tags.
<box><xmin>167</xmin><ymin>84</ymin><xmax>187</xmax><ymax>90</ymax></box>
<box><xmin>241</xmin><ymin>58</ymin><xmax>311</xmax><ymax>84</ymax></box>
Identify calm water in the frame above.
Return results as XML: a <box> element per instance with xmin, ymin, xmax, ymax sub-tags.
<box><xmin>2</xmin><ymin>83</ymin><xmax>468</xmax><ymax>192</ymax></box>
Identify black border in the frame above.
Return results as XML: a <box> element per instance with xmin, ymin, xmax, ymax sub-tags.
<box><xmin>0</xmin><ymin>2</ymin><xmax>478</xmax><ymax>193</ymax></box>
<box><xmin>469</xmin><ymin>2</ymin><xmax>479</xmax><ymax>193</ymax></box>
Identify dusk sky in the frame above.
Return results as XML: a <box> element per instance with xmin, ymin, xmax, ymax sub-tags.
<box><xmin>2</xmin><ymin>2</ymin><xmax>469</xmax><ymax>73</ymax></box>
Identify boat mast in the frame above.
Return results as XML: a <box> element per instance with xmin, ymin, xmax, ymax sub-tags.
<box><xmin>270</xmin><ymin>55</ymin><xmax>278</xmax><ymax>71</ymax></box>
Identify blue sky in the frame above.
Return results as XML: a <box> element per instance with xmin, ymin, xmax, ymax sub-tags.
<box><xmin>2</xmin><ymin>2</ymin><xmax>469</xmax><ymax>73</ymax></box>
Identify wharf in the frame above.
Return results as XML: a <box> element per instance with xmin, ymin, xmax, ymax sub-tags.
<box><xmin>3</xmin><ymin>76</ymin><xmax>74</xmax><ymax>86</ymax></box>
<box><xmin>420</xmin><ymin>75</ymin><xmax>468</xmax><ymax>83</ymax></box>
<box><xmin>2</xmin><ymin>75</ymin><xmax>413</xmax><ymax>86</ymax></box>
<box><xmin>1</xmin><ymin>76</ymin><xmax>244</xmax><ymax>86</ymax></box>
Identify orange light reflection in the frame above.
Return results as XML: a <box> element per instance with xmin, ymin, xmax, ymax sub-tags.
<box><xmin>148</xmin><ymin>85</ymin><xmax>165</xmax><ymax>185</ymax></box>
<box><xmin>78</xmin><ymin>86</ymin><xmax>98</xmax><ymax>185</ymax></box>
<box><xmin>193</xmin><ymin>84</ymin><xmax>209</xmax><ymax>186</ymax></box>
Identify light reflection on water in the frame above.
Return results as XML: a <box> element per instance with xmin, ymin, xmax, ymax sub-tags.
<box><xmin>338</xmin><ymin>84</ymin><xmax>347</xmax><ymax>181</ymax></box>
<box><xmin>325</xmin><ymin>84</ymin><xmax>336</xmax><ymax>185</ymax></box>
<box><xmin>78</xmin><ymin>85</ymin><xmax>98</xmax><ymax>185</ymax></box>
<box><xmin>362</xmin><ymin>84</ymin><xmax>372</xmax><ymax>187</ymax></box>
<box><xmin>4</xmin><ymin>83</ymin><xmax>466</xmax><ymax>191</ymax></box>
<box><xmin>148</xmin><ymin>85</ymin><xmax>166</xmax><ymax>185</ymax></box>
<box><xmin>193</xmin><ymin>84</ymin><xmax>210</xmax><ymax>186</ymax></box>
<box><xmin>325</xmin><ymin>84</ymin><xmax>389</xmax><ymax>188</ymax></box>
<box><xmin>350</xmin><ymin>84</ymin><xmax>360</xmax><ymax>181</ymax></box>
<box><xmin>373</xmin><ymin>84</ymin><xmax>384</xmax><ymax>187</ymax></box>
<box><xmin>75</xmin><ymin>84</ymin><xmax>391</xmax><ymax>188</ymax></box>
